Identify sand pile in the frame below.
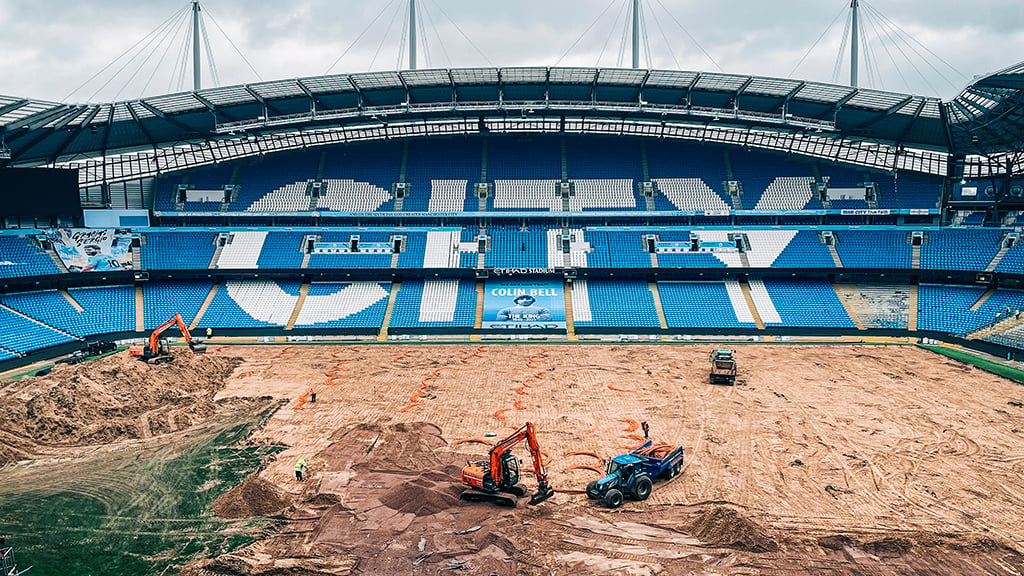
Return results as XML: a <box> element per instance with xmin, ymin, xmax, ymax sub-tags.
<box><xmin>0</xmin><ymin>349</ymin><xmax>240</xmax><ymax>460</ymax></box>
<box><xmin>212</xmin><ymin>474</ymin><xmax>291</xmax><ymax>519</ymax></box>
<box><xmin>379</xmin><ymin>479</ymin><xmax>460</xmax><ymax>516</ymax></box>
<box><xmin>683</xmin><ymin>506</ymin><xmax>779</xmax><ymax>552</ymax></box>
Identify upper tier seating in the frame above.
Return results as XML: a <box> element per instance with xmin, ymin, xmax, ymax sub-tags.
<box><xmin>654</xmin><ymin>178</ymin><xmax>731</xmax><ymax>211</ymax></box>
<box><xmin>140</xmin><ymin>230</ymin><xmax>218</xmax><ymax>270</ymax></box>
<box><xmin>754</xmin><ymin>176</ymin><xmax>818</xmax><ymax>211</ymax></box>
<box><xmin>230</xmin><ymin>150</ymin><xmax>321</xmax><ymax>211</ymax></box>
<box><xmin>568</xmin><ymin>179</ymin><xmax>640</xmax><ymax>211</ymax></box>
<box><xmin>404</xmin><ymin>138</ymin><xmax>479</xmax><ymax>212</ymax></box>
<box><xmin>493</xmin><ymin>180</ymin><xmax>561</xmax><ymax>211</ymax></box>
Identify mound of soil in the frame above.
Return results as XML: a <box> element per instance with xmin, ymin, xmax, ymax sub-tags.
<box><xmin>379</xmin><ymin>479</ymin><xmax>459</xmax><ymax>516</ymax></box>
<box><xmin>683</xmin><ymin>506</ymin><xmax>779</xmax><ymax>552</ymax></box>
<box><xmin>212</xmin><ymin>474</ymin><xmax>291</xmax><ymax>519</ymax></box>
<box><xmin>0</xmin><ymin>350</ymin><xmax>241</xmax><ymax>463</ymax></box>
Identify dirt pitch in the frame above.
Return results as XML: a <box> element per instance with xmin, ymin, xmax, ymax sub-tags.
<box><xmin>5</xmin><ymin>342</ymin><xmax>1024</xmax><ymax>575</ymax></box>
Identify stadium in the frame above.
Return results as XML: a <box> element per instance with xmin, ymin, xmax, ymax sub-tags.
<box><xmin>1</xmin><ymin>1</ymin><xmax>1024</xmax><ymax>574</ymax></box>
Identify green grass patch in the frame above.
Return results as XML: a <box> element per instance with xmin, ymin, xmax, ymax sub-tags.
<box><xmin>0</xmin><ymin>401</ymin><xmax>285</xmax><ymax>576</ymax></box>
<box><xmin>919</xmin><ymin>344</ymin><xmax>1024</xmax><ymax>384</ymax></box>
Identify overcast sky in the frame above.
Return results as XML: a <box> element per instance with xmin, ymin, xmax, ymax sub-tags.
<box><xmin>0</xmin><ymin>0</ymin><xmax>1021</xmax><ymax>104</ymax></box>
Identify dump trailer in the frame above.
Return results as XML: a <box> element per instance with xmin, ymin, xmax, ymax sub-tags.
<box><xmin>709</xmin><ymin>349</ymin><xmax>737</xmax><ymax>385</ymax></box>
<box><xmin>586</xmin><ymin>440</ymin><xmax>684</xmax><ymax>508</ymax></box>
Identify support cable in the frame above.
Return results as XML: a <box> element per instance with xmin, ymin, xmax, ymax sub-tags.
<box><xmin>864</xmin><ymin>6</ymin><xmax>936</xmax><ymax>94</ymax></box>
<box><xmin>106</xmin><ymin>9</ymin><xmax>189</xmax><ymax>102</ymax></box>
<box><xmin>615</xmin><ymin>0</ymin><xmax>632</xmax><ymax>68</ymax></box>
<box><xmin>651</xmin><ymin>0</ymin><xmax>722</xmax><ymax>72</ymax></box>
<box><xmin>203</xmin><ymin>7</ymin><xmax>262</xmax><ymax>82</ymax></box>
<box><xmin>831</xmin><ymin>11</ymin><xmax>852</xmax><ymax>85</ymax></box>
<box><xmin>419</xmin><ymin>6</ymin><xmax>439</xmax><ymax>69</ymax></box>
<box><xmin>397</xmin><ymin>2</ymin><xmax>409</xmax><ymax>70</ymax></box>
<box><xmin>860</xmin><ymin>7</ymin><xmax>912</xmax><ymax>92</ymax></box>
<box><xmin>173</xmin><ymin>19</ymin><xmax>193</xmax><ymax>93</ymax></box>
<box><xmin>859</xmin><ymin>14</ymin><xmax>880</xmax><ymax>90</ymax></box>
<box><xmin>789</xmin><ymin>2</ymin><xmax>847</xmax><ymax>77</ymax></box>
<box><xmin>325</xmin><ymin>0</ymin><xmax>400</xmax><ymax>74</ymax></box>
<box><xmin>369</xmin><ymin>0</ymin><xmax>406</xmax><ymax>71</ymax></box>
<box><xmin>555</xmin><ymin>0</ymin><xmax>619</xmax><ymax>67</ymax></box>
<box><xmin>140</xmin><ymin>14</ymin><xmax>189</xmax><ymax>97</ymax></box>
<box><xmin>862</xmin><ymin>1</ymin><xmax>967</xmax><ymax>89</ymax></box>
<box><xmin>647</xmin><ymin>0</ymin><xmax>681</xmax><ymax>70</ymax></box>
<box><xmin>640</xmin><ymin>0</ymin><xmax>653</xmax><ymax>69</ymax></box>
<box><xmin>63</xmin><ymin>2</ymin><xmax>190</xmax><ymax>102</ymax></box>
<box><xmin>200</xmin><ymin>13</ymin><xmax>221</xmax><ymax>87</ymax></box>
<box><xmin>595</xmin><ymin>0</ymin><xmax>628</xmax><ymax>68</ymax></box>
<box><xmin>425</xmin><ymin>0</ymin><xmax>493</xmax><ymax>67</ymax></box>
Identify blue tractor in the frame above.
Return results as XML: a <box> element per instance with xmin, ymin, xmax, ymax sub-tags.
<box><xmin>586</xmin><ymin>440</ymin><xmax>684</xmax><ymax>508</ymax></box>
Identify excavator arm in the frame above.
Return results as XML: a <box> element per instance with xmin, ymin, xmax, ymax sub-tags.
<box><xmin>462</xmin><ymin>421</ymin><xmax>554</xmax><ymax>506</ymax></box>
<box><xmin>131</xmin><ymin>313</ymin><xmax>205</xmax><ymax>362</ymax></box>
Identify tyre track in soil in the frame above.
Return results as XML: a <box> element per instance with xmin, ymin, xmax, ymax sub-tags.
<box><xmin>829</xmin><ymin>351</ymin><xmax>1021</xmax><ymax>543</ymax></box>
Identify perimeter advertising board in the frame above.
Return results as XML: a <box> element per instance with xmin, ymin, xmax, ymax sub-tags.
<box><xmin>483</xmin><ymin>278</ymin><xmax>565</xmax><ymax>330</ymax></box>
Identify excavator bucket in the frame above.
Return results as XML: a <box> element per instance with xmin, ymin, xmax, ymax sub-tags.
<box><xmin>189</xmin><ymin>341</ymin><xmax>207</xmax><ymax>353</ymax></box>
<box><xmin>528</xmin><ymin>482</ymin><xmax>555</xmax><ymax>505</ymax></box>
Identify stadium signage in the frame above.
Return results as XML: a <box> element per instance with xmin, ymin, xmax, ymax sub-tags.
<box><xmin>483</xmin><ymin>278</ymin><xmax>566</xmax><ymax>330</ymax></box>
<box><xmin>491</xmin><ymin>268</ymin><xmax>555</xmax><ymax>275</ymax></box>
<box><xmin>840</xmin><ymin>209</ymin><xmax>891</xmax><ymax>215</ymax></box>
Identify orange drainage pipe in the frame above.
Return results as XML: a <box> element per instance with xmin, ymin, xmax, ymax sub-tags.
<box><xmin>564</xmin><ymin>451</ymin><xmax>603</xmax><ymax>463</ymax></box>
<box><xmin>620</xmin><ymin>419</ymin><xmax>639</xmax><ymax>432</ymax></box>
<box><xmin>513</xmin><ymin>400</ymin><xmax>525</xmax><ymax>410</ymax></box>
<box><xmin>452</xmin><ymin>438</ymin><xmax>493</xmax><ymax>447</ymax></box>
<box><xmin>493</xmin><ymin>408</ymin><xmax>509</xmax><ymax>420</ymax></box>
<box><xmin>608</xmin><ymin>384</ymin><xmax>635</xmax><ymax>393</ymax></box>
<box><xmin>563</xmin><ymin>464</ymin><xmax>604</xmax><ymax>475</ymax></box>
<box><xmin>515</xmin><ymin>386</ymin><xmax>530</xmax><ymax>396</ymax></box>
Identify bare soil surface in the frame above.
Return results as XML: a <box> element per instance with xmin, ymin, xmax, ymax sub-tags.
<box><xmin>4</xmin><ymin>343</ymin><xmax>1024</xmax><ymax>575</ymax></box>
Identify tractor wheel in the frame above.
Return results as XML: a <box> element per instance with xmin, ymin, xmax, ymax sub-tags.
<box><xmin>586</xmin><ymin>481</ymin><xmax>599</xmax><ymax>499</ymax></box>
<box><xmin>603</xmin><ymin>488</ymin><xmax>624</xmax><ymax>508</ymax></box>
<box><xmin>633</xmin><ymin>476</ymin><xmax>653</xmax><ymax>501</ymax></box>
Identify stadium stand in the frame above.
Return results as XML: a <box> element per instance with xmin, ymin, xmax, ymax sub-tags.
<box><xmin>658</xmin><ymin>281</ymin><xmax>757</xmax><ymax>328</ymax></box>
<box><xmin>139</xmin><ymin>230</ymin><xmax>218</xmax><ymax>270</ymax></box>
<box><xmin>197</xmin><ymin>280</ymin><xmax>303</xmax><ymax>328</ymax></box>
<box><xmin>0</xmin><ymin>235</ymin><xmax>61</xmax><ymax>278</ymax></box>
<box><xmin>390</xmin><ymin>279</ymin><xmax>478</xmax><ymax>328</ymax></box>
<box><xmin>572</xmin><ymin>278</ymin><xmax>661</xmax><ymax>329</ymax></box>
<box><xmin>759</xmin><ymin>278</ymin><xmax>856</xmax><ymax>328</ymax></box>
<box><xmin>292</xmin><ymin>282</ymin><xmax>390</xmax><ymax>329</ymax></box>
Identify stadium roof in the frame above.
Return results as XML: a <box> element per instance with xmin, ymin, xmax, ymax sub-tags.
<box><xmin>1</xmin><ymin>64</ymin><xmax>1022</xmax><ymax>180</ymax></box>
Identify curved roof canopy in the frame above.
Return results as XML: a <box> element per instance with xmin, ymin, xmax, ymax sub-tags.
<box><xmin>0</xmin><ymin>64</ymin><xmax>1020</xmax><ymax>173</ymax></box>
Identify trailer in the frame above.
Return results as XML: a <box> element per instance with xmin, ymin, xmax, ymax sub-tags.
<box><xmin>586</xmin><ymin>440</ymin><xmax>684</xmax><ymax>508</ymax></box>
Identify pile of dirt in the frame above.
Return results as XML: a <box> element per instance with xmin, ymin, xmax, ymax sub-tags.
<box><xmin>0</xmin><ymin>350</ymin><xmax>241</xmax><ymax>461</ymax></box>
<box><xmin>379</xmin><ymin>478</ymin><xmax>459</xmax><ymax>516</ymax></box>
<box><xmin>683</xmin><ymin>506</ymin><xmax>779</xmax><ymax>552</ymax></box>
<box><xmin>212</xmin><ymin>474</ymin><xmax>291</xmax><ymax>519</ymax></box>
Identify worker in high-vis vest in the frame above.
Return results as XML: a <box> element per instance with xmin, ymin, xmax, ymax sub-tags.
<box><xmin>294</xmin><ymin>458</ymin><xmax>308</xmax><ymax>481</ymax></box>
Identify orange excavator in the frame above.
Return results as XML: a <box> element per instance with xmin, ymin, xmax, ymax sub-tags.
<box><xmin>128</xmin><ymin>313</ymin><xmax>206</xmax><ymax>364</ymax></box>
<box><xmin>460</xmin><ymin>421</ymin><xmax>555</xmax><ymax>507</ymax></box>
